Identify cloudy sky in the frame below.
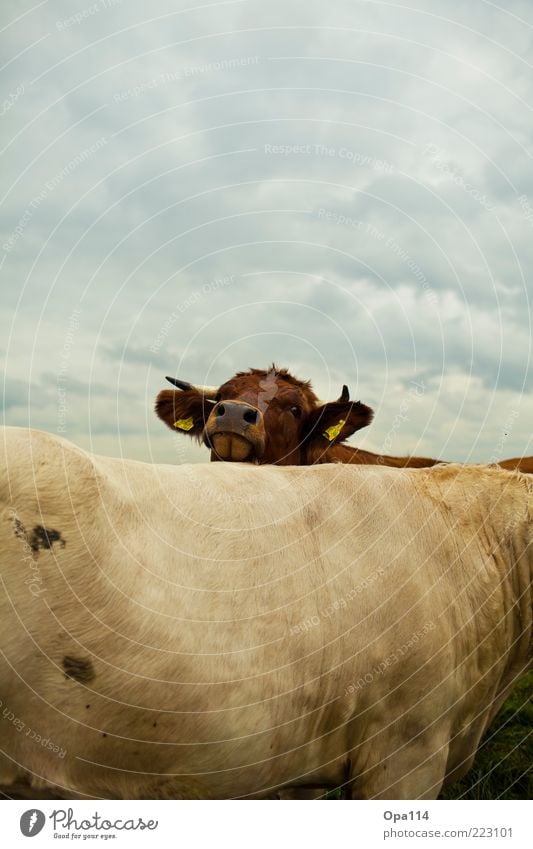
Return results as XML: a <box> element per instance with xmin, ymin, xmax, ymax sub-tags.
<box><xmin>2</xmin><ymin>0</ymin><xmax>533</xmax><ymax>465</ymax></box>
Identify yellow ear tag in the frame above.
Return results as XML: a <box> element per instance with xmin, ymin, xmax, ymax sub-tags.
<box><xmin>174</xmin><ymin>417</ymin><xmax>194</xmax><ymax>431</ymax></box>
<box><xmin>323</xmin><ymin>419</ymin><xmax>345</xmax><ymax>441</ymax></box>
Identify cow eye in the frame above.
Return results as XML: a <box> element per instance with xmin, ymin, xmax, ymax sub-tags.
<box><xmin>290</xmin><ymin>405</ymin><xmax>301</xmax><ymax>418</ymax></box>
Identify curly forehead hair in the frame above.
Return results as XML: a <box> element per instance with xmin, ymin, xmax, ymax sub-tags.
<box><xmin>227</xmin><ymin>365</ymin><xmax>320</xmax><ymax>405</ymax></box>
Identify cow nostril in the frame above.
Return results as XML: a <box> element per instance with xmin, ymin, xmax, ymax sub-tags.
<box><xmin>217</xmin><ymin>404</ymin><xmax>226</xmax><ymax>417</ymax></box>
<box><xmin>243</xmin><ymin>408</ymin><xmax>258</xmax><ymax>425</ymax></box>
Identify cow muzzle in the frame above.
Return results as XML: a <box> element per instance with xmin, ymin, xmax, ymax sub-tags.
<box><xmin>204</xmin><ymin>401</ymin><xmax>266</xmax><ymax>462</ymax></box>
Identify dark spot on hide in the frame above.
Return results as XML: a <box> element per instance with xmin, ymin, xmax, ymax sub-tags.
<box><xmin>63</xmin><ymin>655</ymin><xmax>95</xmax><ymax>683</ymax></box>
<box><xmin>13</xmin><ymin>518</ymin><xmax>27</xmax><ymax>540</ymax></box>
<box><xmin>30</xmin><ymin>525</ymin><xmax>66</xmax><ymax>553</ymax></box>
<box><xmin>303</xmin><ymin>506</ymin><xmax>320</xmax><ymax>529</ymax></box>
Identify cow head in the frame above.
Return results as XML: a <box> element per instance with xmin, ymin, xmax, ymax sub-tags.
<box><xmin>155</xmin><ymin>367</ymin><xmax>374</xmax><ymax>464</ymax></box>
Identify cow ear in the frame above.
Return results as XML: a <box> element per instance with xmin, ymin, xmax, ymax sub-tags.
<box><xmin>301</xmin><ymin>401</ymin><xmax>374</xmax><ymax>445</ymax></box>
<box><xmin>155</xmin><ymin>389</ymin><xmax>211</xmax><ymax>438</ymax></box>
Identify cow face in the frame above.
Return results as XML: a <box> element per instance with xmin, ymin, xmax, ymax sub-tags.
<box><xmin>156</xmin><ymin>367</ymin><xmax>374</xmax><ymax>465</ymax></box>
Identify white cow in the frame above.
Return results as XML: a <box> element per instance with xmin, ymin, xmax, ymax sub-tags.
<box><xmin>0</xmin><ymin>426</ymin><xmax>531</xmax><ymax>799</ymax></box>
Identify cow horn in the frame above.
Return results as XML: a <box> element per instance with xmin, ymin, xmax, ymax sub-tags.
<box><xmin>165</xmin><ymin>376</ymin><xmax>218</xmax><ymax>399</ymax></box>
<box><xmin>316</xmin><ymin>385</ymin><xmax>350</xmax><ymax>406</ymax></box>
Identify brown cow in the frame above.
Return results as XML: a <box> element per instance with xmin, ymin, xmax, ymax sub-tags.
<box><xmin>155</xmin><ymin>366</ymin><xmax>532</xmax><ymax>472</ymax></box>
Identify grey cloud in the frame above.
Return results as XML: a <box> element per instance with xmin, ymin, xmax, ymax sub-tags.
<box><xmin>2</xmin><ymin>0</ymin><xmax>533</xmax><ymax>462</ymax></box>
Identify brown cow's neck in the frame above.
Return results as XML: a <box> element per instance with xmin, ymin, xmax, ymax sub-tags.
<box><xmin>305</xmin><ymin>441</ymin><xmax>442</xmax><ymax>468</ymax></box>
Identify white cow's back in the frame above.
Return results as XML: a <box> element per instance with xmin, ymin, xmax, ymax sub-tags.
<box><xmin>0</xmin><ymin>427</ymin><xmax>531</xmax><ymax>799</ymax></box>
